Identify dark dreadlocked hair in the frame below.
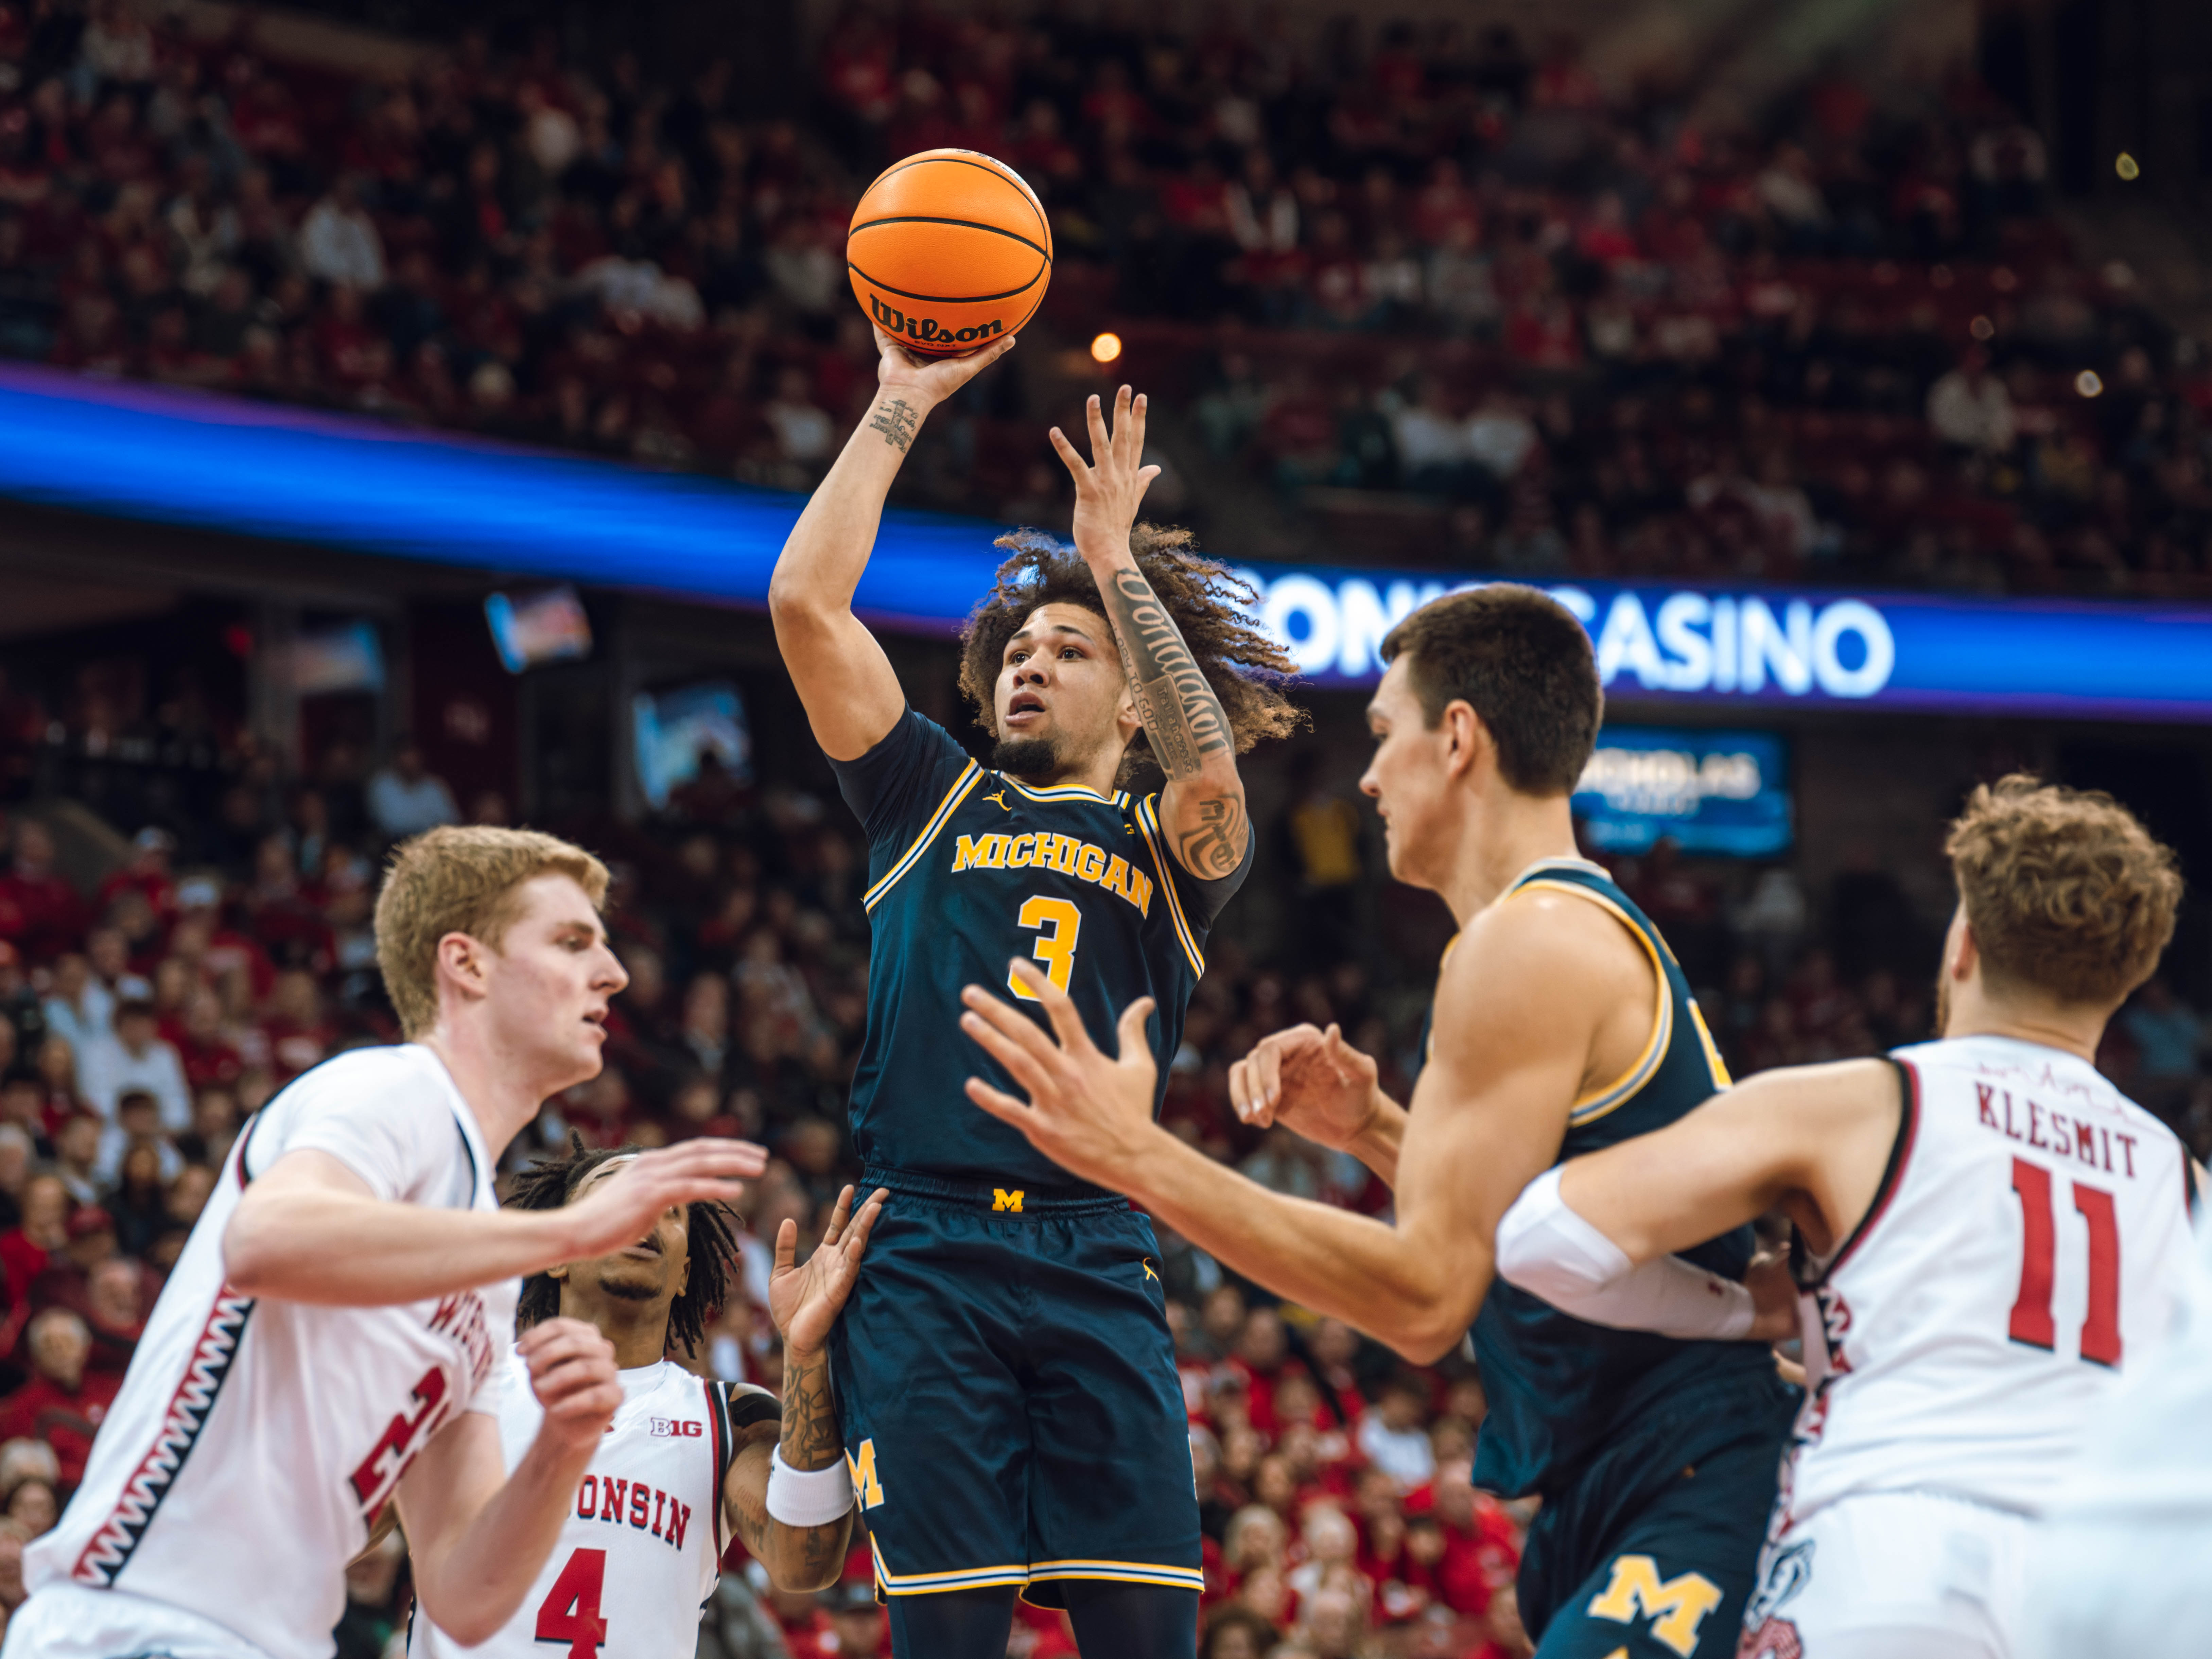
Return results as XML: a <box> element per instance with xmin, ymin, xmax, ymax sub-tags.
<box><xmin>506</xmin><ymin>1134</ymin><xmax>739</xmax><ymax>1358</ymax></box>
<box><xmin>957</xmin><ymin>526</ymin><xmax>1307</xmax><ymax>787</ymax></box>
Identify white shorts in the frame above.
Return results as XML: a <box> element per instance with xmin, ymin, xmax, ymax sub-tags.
<box><xmin>2016</xmin><ymin>1506</ymin><xmax>2212</xmax><ymax>1659</ymax></box>
<box><xmin>1</xmin><ymin>1582</ymin><xmax>273</xmax><ymax>1659</ymax></box>
<box><xmin>1738</xmin><ymin>1491</ymin><xmax>2030</xmax><ymax>1659</ymax></box>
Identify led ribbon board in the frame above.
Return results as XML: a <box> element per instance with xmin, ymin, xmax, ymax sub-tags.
<box><xmin>1</xmin><ymin>366</ymin><xmax>2208</xmax><ymax>721</ymax></box>
<box><xmin>1572</xmin><ymin>728</ymin><xmax>1792</xmax><ymax>858</ymax></box>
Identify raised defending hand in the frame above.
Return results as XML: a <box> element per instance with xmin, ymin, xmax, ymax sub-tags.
<box><xmin>518</xmin><ymin>1316</ymin><xmax>622</xmax><ymax>1454</ymax></box>
<box><xmin>1228</xmin><ymin>1022</ymin><xmax>1382</xmax><ymax>1151</ymax></box>
<box><xmin>769</xmin><ymin>1183</ymin><xmax>890</xmax><ymax>1356</ymax></box>
<box><xmin>559</xmin><ymin>1138</ymin><xmax>766</xmax><ymax>1262</ymax></box>
<box><xmin>960</xmin><ymin>959</ymin><xmax>1160</xmax><ymax>1187</ymax></box>
<box><xmin>872</xmin><ymin>324</ymin><xmax>1017</xmax><ymax>412</ymax></box>
<box><xmin>1049</xmin><ymin>385</ymin><xmax>1160</xmax><ymax>555</ymax></box>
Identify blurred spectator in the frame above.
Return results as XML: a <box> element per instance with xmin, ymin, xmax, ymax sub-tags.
<box><xmin>1926</xmin><ymin>346</ymin><xmax>2016</xmax><ymax>455</ymax></box>
<box><xmin>1356</xmin><ymin>1372</ymin><xmax>1437</xmax><ymax>1488</ymax></box>
<box><xmin>2123</xmin><ymin>980</ymin><xmax>2206</xmax><ymax>1115</ymax></box>
<box><xmin>366</xmin><ymin>740</ymin><xmax>459</xmax><ymax>840</ymax></box>
<box><xmin>0</xmin><ymin>823</ymin><xmax>87</xmax><ymax>965</ymax></box>
<box><xmin>0</xmin><ymin>1308</ymin><xmax>116</xmax><ymax>1489</ymax></box>
<box><xmin>298</xmin><ymin>177</ymin><xmax>385</xmax><ymax>292</ymax></box>
<box><xmin>76</xmin><ymin>1000</ymin><xmax>189</xmax><ymax>1131</ymax></box>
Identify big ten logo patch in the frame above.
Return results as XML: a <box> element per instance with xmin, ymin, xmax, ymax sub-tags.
<box><xmin>847</xmin><ymin>1439</ymin><xmax>886</xmax><ymax>1509</ymax></box>
<box><xmin>650</xmin><ymin>1418</ymin><xmax>705</xmax><ymax>1438</ymax></box>
<box><xmin>1586</xmin><ymin>1555</ymin><xmax>1724</xmax><ymax>1657</ymax></box>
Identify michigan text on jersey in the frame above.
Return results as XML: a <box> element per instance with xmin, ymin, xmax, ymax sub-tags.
<box><xmin>950</xmin><ymin>833</ymin><xmax>1154</xmax><ymax>917</ymax></box>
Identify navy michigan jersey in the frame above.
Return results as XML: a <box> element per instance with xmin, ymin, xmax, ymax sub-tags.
<box><xmin>830</xmin><ymin>708</ymin><xmax>1249</xmax><ymax>1188</ymax></box>
<box><xmin>1468</xmin><ymin>857</ymin><xmax>1778</xmax><ymax>1501</ymax></box>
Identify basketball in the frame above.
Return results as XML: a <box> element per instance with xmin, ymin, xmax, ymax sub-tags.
<box><xmin>847</xmin><ymin>149</ymin><xmax>1052</xmax><ymax>356</ymax></box>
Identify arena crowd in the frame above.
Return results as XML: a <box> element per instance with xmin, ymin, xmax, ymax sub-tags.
<box><xmin>0</xmin><ymin>677</ymin><xmax>2205</xmax><ymax>1656</ymax></box>
<box><xmin>0</xmin><ymin>2</ymin><xmax>2210</xmax><ymax>1655</ymax></box>
<box><xmin>0</xmin><ymin>2</ymin><xmax>2206</xmax><ymax>594</ymax></box>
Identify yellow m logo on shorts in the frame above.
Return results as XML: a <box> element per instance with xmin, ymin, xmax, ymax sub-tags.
<box><xmin>992</xmin><ymin>1188</ymin><xmax>1024</xmax><ymax>1213</ymax></box>
<box><xmin>1587</xmin><ymin>1555</ymin><xmax>1723</xmax><ymax>1657</ymax></box>
<box><xmin>846</xmin><ymin>1439</ymin><xmax>886</xmax><ymax>1509</ymax></box>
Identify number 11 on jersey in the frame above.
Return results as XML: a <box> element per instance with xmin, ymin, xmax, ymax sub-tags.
<box><xmin>1010</xmin><ymin>896</ymin><xmax>1082</xmax><ymax>1001</ymax></box>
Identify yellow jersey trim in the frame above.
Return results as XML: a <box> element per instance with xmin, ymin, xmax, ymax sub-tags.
<box><xmin>863</xmin><ymin>760</ymin><xmax>983</xmax><ymax>913</ymax></box>
<box><xmin>1511</xmin><ymin>878</ymin><xmax>1672</xmax><ymax>1125</ymax></box>
<box><xmin>871</xmin><ymin>1536</ymin><xmax>1031</xmax><ymax>1594</ymax></box>
<box><xmin>1028</xmin><ymin>1558</ymin><xmax>1208</xmax><ymax>1589</ymax></box>
<box><xmin>1133</xmin><ymin>796</ymin><xmax>1205</xmax><ymax>978</ymax></box>
<box><xmin>999</xmin><ymin>774</ymin><xmax>1129</xmax><ymax>808</ymax></box>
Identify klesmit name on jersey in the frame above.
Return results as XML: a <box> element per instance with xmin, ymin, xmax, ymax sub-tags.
<box><xmin>574</xmin><ymin>1471</ymin><xmax>696</xmax><ymax>1552</ymax></box>
<box><xmin>1976</xmin><ymin>1083</ymin><xmax>2142</xmax><ymax>1178</ymax></box>
<box><xmin>950</xmin><ymin>831</ymin><xmax>1154</xmax><ymax>916</ymax></box>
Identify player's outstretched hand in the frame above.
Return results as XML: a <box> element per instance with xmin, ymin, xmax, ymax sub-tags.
<box><xmin>769</xmin><ymin>1182</ymin><xmax>890</xmax><ymax>1356</ymax></box>
<box><xmin>960</xmin><ymin>959</ymin><xmax>1160</xmax><ymax>1186</ymax></box>
<box><xmin>873</xmin><ymin>324</ymin><xmax>1016</xmax><ymax>407</ymax></box>
<box><xmin>558</xmin><ymin>1138</ymin><xmax>767</xmax><ymax>1263</ymax></box>
<box><xmin>1050</xmin><ymin>384</ymin><xmax>1160</xmax><ymax>556</ymax></box>
<box><xmin>1229</xmin><ymin>1022</ymin><xmax>1381</xmax><ymax>1150</ymax></box>
<box><xmin>519</xmin><ymin>1316</ymin><xmax>622</xmax><ymax>1454</ymax></box>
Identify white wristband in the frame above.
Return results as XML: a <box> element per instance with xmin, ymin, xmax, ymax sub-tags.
<box><xmin>1498</xmin><ymin>1167</ymin><xmax>1758</xmax><ymax>1342</ymax></box>
<box><xmin>766</xmin><ymin>1447</ymin><xmax>856</xmax><ymax>1527</ymax></box>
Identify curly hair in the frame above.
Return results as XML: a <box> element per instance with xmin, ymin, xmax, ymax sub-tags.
<box><xmin>956</xmin><ymin>526</ymin><xmax>1306</xmax><ymax>786</ymax></box>
<box><xmin>506</xmin><ymin>1135</ymin><xmax>738</xmax><ymax>1357</ymax></box>
<box><xmin>1945</xmin><ymin>774</ymin><xmax>2182</xmax><ymax>1007</ymax></box>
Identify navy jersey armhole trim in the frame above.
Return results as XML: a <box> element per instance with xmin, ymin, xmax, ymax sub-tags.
<box><xmin>1818</xmin><ymin>1056</ymin><xmax>1921</xmax><ymax>1284</ymax></box>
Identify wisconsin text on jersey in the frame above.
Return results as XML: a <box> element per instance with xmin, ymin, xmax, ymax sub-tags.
<box><xmin>572</xmin><ymin>1472</ymin><xmax>698</xmax><ymax>1552</ymax></box>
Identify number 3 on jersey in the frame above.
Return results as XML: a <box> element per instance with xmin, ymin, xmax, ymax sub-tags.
<box><xmin>1009</xmin><ymin>896</ymin><xmax>1081</xmax><ymax>1001</ymax></box>
<box><xmin>536</xmin><ymin>1548</ymin><xmax>608</xmax><ymax>1659</ymax></box>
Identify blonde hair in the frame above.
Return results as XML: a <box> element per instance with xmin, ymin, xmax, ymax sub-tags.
<box><xmin>1944</xmin><ymin>774</ymin><xmax>2182</xmax><ymax>1008</ymax></box>
<box><xmin>374</xmin><ymin>827</ymin><xmax>611</xmax><ymax>1039</ymax></box>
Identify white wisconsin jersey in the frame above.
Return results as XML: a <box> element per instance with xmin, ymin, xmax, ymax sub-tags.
<box><xmin>25</xmin><ymin>1045</ymin><xmax>515</xmax><ymax>1659</ymax></box>
<box><xmin>1779</xmin><ymin>1035</ymin><xmax>2196</xmax><ymax>1530</ymax></box>
<box><xmin>413</xmin><ymin>1355</ymin><xmax>772</xmax><ymax>1659</ymax></box>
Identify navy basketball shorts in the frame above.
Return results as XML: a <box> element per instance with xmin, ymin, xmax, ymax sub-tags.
<box><xmin>1517</xmin><ymin>1374</ymin><xmax>1796</xmax><ymax>1658</ymax></box>
<box><xmin>827</xmin><ymin>1169</ymin><xmax>1203</xmax><ymax>1608</ymax></box>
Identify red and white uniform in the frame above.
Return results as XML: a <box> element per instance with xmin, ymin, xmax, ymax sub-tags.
<box><xmin>411</xmin><ymin>1355</ymin><xmax>770</xmax><ymax>1659</ymax></box>
<box><xmin>7</xmin><ymin>1045</ymin><xmax>515</xmax><ymax>1659</ymax></box>
<box><xmin>1742</xmin><ymin>1036</ymin><xmax>2197</xmax><ymax>1659</ymax></box>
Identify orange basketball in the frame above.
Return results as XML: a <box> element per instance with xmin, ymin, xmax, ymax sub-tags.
<box><xmin>847</xmin><ymin>149</ymin><xmax>1052</xmax><ymax>356</ymax></box>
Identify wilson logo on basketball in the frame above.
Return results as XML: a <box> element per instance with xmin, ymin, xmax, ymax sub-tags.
<box><xmin>868</xmin><ymin>296</ymin><xmax>1004</xmax><ymax>347</ymax></box>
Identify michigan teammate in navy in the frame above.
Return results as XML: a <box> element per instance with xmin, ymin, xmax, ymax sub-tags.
<box><xmin>960</xmin><ymin>586</ymin><xmax>1797</xmax><ymax>1659</ymax></box>
<box><xmin>768</xmin><ymin>331</ymin><xmax>1299</xmax><ymax>1657</ymax></box>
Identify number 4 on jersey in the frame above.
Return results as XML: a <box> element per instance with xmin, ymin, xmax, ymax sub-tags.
<box><xmin>536</xmin><ymin>1547</ymin><xmax>608</xmax><ymax>1659</ymax></box>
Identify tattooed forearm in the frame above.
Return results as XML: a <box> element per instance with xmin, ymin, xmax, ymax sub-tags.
<box><xmin>780</xmin><ymin>1347</ymin><xmax>843</xmax><ymax>1470</ymax></box>
<box><xmin>1176</xmin><ymin>795</ymin><xmax>1247</xmax><ymax>880</ymax></box>
<box><xmin>1098</xmin><ymin>564</ymin><xmax>1233</xmax><ymax>780</ymax></box>
<box><xmin>727</xmin><ymin>1432</ymin><xmax>854</xmax><ymax>1592</ymax></box>
<box><xmin>867</xmin><ymin>397</ymin><xmax>919</xmax><ymax>453</ymax></box>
